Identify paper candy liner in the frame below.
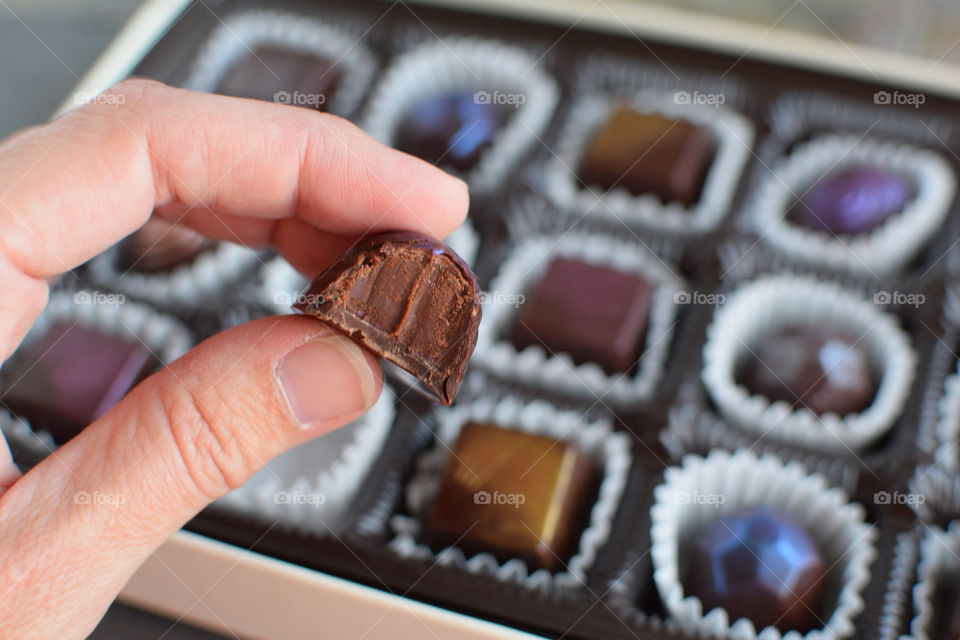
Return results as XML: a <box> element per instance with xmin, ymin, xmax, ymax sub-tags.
<box><xmin>876</xmin><ymin>528</ymin><xmax>923</xmax><ymax>640</ymax></box>
<box><xmin>257</xmin><ymin>222</ymin><xmax>480</xmax><ymax>316</ymax></box>
<box><xmin>88</xmin><ymin>239</ymin><xmax>263</xmax><ymax>311</ymax></box>
<box><xmin>183</xmin><ymin>9</ymin><xmax>377</xmax><ymax>118</ymax></box>
<box><xmin>473</xmin><ymin>231</ymin><xmax>684</xmax><ymax>407</ymax></box>
<box><xmin>362</xmin><ymin>37</ymin><xmax>559</xmax><ymax>194</ymax></box>
<box><xmin>747</xmin><ymin>135</ymin><xmax>955</xmax><ymax>277</ymax></box>
<box><xmin>215</xmin><ymin>386</ymin><xmax>395</xmax><ymax>535</ymax></box>
<box><xmin>702</xmin><ymin>275</ymin><xmax>916</xmax><ymax>451</ymax></box>
<box><xmin>0</xmin><ymin>409</ymin><xmax>56</xmax><ymax>466</ymax></box>
<box><xmin>651</xmin><ymin>449</ymin><xmax>876</xmax><ymax>640</ymax></box>
<box><xmin>905</xmin><ymin>523</ymin><xmax>960</xmax><ymax>640</ymax></box>
<box><xmin>388</xmin><ymin>395</ymin><xmax>631</xmax><ymax>592</ymax></box>
<box><xmin>931</xmin><ymin>364</ymin><xmax>960</xmax><ymax>469</ymax></box>
<box><xmin>542</xmin><ymin>90</ymin><xmax>754</xmax><ymax>234</ymax></box>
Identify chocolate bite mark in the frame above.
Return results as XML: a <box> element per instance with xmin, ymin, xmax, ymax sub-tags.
<box><xmin>512</xmin><ymin>257</ymin><xmax>653</xmax><ymax>375</ymax></box>
<box><xmin>294</xmin><ymin>232</ymin><xmax>481</xmax><ymax>405</ymax></box>
<box><xmin>217</xmin><ymin>46</ymin><xmax>340</xmax><ymax>110</ymax></box>
<box><xmin>426</xmin><ymin>422</ymin><xmax>597</xmax><ymax>572</ymax></box>
<box><xmin>736</xmin><ymin>326</ymin><xmax>876</xmax><ymax>416</ymax></box>
<box><xmin>579</xmin><ymin>107</ymin><xmax>715</xmax><ymax>206</ymax></box>
<box><xmin>2</xmin><ymin>323</ymin><xmax>157</xmax><ymax>443</ymax></box>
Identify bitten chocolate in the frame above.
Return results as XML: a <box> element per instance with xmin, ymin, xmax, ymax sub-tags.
<box><xmin>426</xmin><ymin>422</ymin><xmax>596</xmax><ymax>572</ymax></box>
<box><xmin>294</xmin><ymin>232</ymin><xmax>481</xmax><ymax>405</ymax></box>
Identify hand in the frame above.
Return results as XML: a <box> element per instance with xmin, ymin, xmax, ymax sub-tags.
<box><xmin>0</xmin><ymin>79</ymin><xmax>467</xmax><ymax>639</ymax></box>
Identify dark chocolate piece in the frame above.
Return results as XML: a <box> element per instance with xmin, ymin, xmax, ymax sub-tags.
<box><xmin>578</xmin><ymin>107</ymin><xmax>715</xmax><ymax>205</ymax></box>
<box><xmin>788</xmin><ymin>166</ymin><xmax>912</xmax><ymax>235</ymax></box>
<box><xmin>512</xmin><ymin>257</ymin><xmax>652</xmax><ymax>375</ymax></box>
<box><xmin>118</xmin><ymin>218</ymin><xmax>214</xmax><ymax>273</ymax></box>
<box><xmin>737</xmin><ymin>326</ymin><xmax>875</xmax><ymax>416</ymax></box>
<box><xmin>217</xmin><ymin>46</ymin><xmax>340</xmax><ymax>110</ymax></box>
<box><xmin>294</xmin><ymin>232</ymin><xmax>481</xmax><ymax>405</ymax></box>
<box><xmin>2</xmin><ymin>323</ymin><xmax>157</xmax><ymax>443</ymax></box>
<box><xmin>394</xmin><ymin>93</ymin><xmax>509</xmax><ymax>172</ymax></box>
<box><xmin>945</xmin><ymin>586</ymin><xmax>960</xmax><ymax>639</ymax></box>
<box><xmin>684</xmin><ymin>507</ymin><xmax>826</xmax><ymax>633</ymax></box>
<box><xmin>426</xmin><ymin>422</ymin><xmax>596</xmax><ymax>572</ymax></box>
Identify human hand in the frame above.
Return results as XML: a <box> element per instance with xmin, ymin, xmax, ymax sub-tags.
<box><xmin>0</xmin><ymin>79</ymin><xmax>467</xmax><ymax>639</ymax></box>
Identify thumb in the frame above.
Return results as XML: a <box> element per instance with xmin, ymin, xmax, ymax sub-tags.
<box><xmin>0</xmin><ymin>315</ymin><xmax>381</xmax><ymax>640</ymax></box>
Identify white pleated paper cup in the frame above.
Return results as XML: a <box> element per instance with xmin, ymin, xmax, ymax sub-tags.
<box><xmin>362</xmin><ymin>37</ymin><xmax>559</xmax><ymax>194</ymax></box>
<box><xmin>256</xmin><ymin>221</ymin><xmax>480</xmax><ymax>315</ymax></box>
<box><xmin>542</xmin><ymin>91</ymin><xmax>754</xmax><ymax>234</ymax></box>
<box><xmin>25</xmin><ymin>290</ymin><xmax>193</xmax><ymax>365</ymax></box>
<box><xmin>651</xmin><ymin>450</ymin><xmax>876</xmax><ymax>640</ymax></box>
<box><xmin>702</xmin><ymin>275</ymin><xmax>916</xmax><ymax>452</ymax></box>
<box><xmin>183</xmin><ymin>9</ymin><xmax>377</xmax><ymax>117</ymax></box>
<box><xmin>388</xmin><ymin>395</ymin><xmax>631</xmax><ymax>592</ymax></box>
<box><xmin>906</xmin><ymin>523</ymin><xmax>960</xmax><ymax>640</ymax></box>
<box><xmin>932</xmin><ymin>366</ymin><xmax>960</xmax><ymax>469</ymax></box>
<box><xmin>747</xmin><ymin>135</ymin><xmax>955</xmax><ymax>277</ymax></box>
<box><xmin>472</xmin><ymin>231</ymin><xmax>684</xmax><ymax>407</ymax></box>
<box><xmin>88</xmin><ymin>240</ymin><xmax>263</xmax><ymax>311</ymax></box>
<box><xmin>215</xmin><ymin>387</ymin><xmax>395</xmax><ymax>535</ymax></box>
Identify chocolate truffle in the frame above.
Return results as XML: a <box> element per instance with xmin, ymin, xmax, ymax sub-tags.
<box><xmin>512</xmin><ymin>257</ymin><xmax>653</xmax><ymax>375</ymax></box>
<box><xmin>1</xmin><ymin>323</ymin><xmax>157</xmax><ymax>443</ymax></box>
<box><xmin>426</xmin><ymin>422</ymin><xmax>596</xmax><ymax>572</ymax></box>
<box><xmin>294</xmin><ymin>232</ymin><xmax>481</xmax><ymax>405</ymax></box>
<box><xmin>789</xmin><ymin>166</ymin><xmax>912</xmax><ymax>235</ymax></box>
<box><xmin>117</xmin><ymin>218</ymin><xmax>214</xmax><ymax>273</ymax></box>
<box><xmin>394</xmin><ymin>93</ymin><xmax>509</xmax><ymax>172</ymax></box>
<box><xmin>217</xmin><ymin>45</ymin><xmax>340</xmax><ymax>110</ymax></box>
<box><xmin>737</xmin><ymin>326</ymin><xmax>875</xmax><ymax>416</ymax></box>
<box><xmin>579</xmin><ymin>107</ymin><xmax>715</xmax><ymax>205</ymax></box>
<box><xmin>684</xmin><ymin>507</ymin><xmax>826</xmax><ymax>632</ymax></box>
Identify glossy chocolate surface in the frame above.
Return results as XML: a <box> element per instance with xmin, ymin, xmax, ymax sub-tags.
<box><xmin>394</xmin><ymin>93</ymin><xmax>509</xmax><ymax>172</ymax></box>
<box><xmin>578</xmin><ymin>107</ymin><xmax>715</xmax><ymax>205</ymax></box>
<box><xmin>737</xmin><ymin>326</ymin><xmax>875</xmax><ymax>416</ymax></box>
<box><xmin>294</xmin><ymin>232</ymin><xmax>481</xmax><ymax>405</ymax></box>
<box><xmin>789</xmin><ymin>166</ymin><xmax>913</xmax><ymax>235</ymax></box>
<box><xmin>217</xmin><ymin>45</ymin><xmax>340</xmax><ymax>110</ymax></box>
<box><xmin>684</xmin><ymin>507</ymin><xmax>826</xmax><ymax>633</ymax></box>
<box><xmin>512</xmin><ymin>257</ymin><xmax>652</xmax><ymax>374</ymax></box>
<box><xmin>118</xmin><ymin>218</ymin><xmax>214</xmax><ymax>273</ymax></box>
<box><xmin>2</xmin><ymin>323</ymin><xmax>157</xmax><ymax>443</ymax></box>
<box><xmin>426</xmin><ymin>422</ymin><xmax>596</xmax><ymax>572</ymax></box>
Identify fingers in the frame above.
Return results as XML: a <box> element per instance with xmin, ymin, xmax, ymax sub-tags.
<box><xmin>0</xmin><ymin>315</ymin><xmax>382</xmax><ymax>639</ymax></box>
<box><xmin>0</xmin><ymin>79</ymin><xmax>467</xmax><ymax>279</ymax></box>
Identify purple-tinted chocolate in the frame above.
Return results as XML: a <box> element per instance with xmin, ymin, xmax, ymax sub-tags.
<box><xmin>789</xmin><ymin>166</ymin><xmax>912</xmax><ymax>235</ymax></box>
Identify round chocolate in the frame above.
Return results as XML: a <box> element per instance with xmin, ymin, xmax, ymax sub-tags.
<box><xmin>684</xmin><ymin>507</ymin><xmax>826</xmax><ymax>632</ymax></box>
<box><xmin>394</xmin><ymin>93</ymin><xmax>508</xmax><ymax>172</ymax></box>
<box><xmin>789</xmin><ymin>166</ymin><xmax>912</xmax><ymax>235</ymax></box>
<box><xmin>736</xmin><ymin>326</ymin><xmax>875</xmax><ymax>416</ymax></box>
<box><xmin>118</xmin><ymin>218</ymin><xmax>214</xmax><ymax>273</ymax></box>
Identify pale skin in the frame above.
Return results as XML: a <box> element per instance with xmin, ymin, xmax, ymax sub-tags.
<box><xmin>0</xmin><ymin>79</ymin><xmax>468</xmax><ymax>639</ymax></box>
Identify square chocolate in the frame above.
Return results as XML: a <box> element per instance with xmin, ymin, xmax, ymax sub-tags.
<box><xmin>578</xmin><ymin>107</ymin><xmax>715</xmax><ymax>205</ymax></box>
<box><xmin>426</xmin><ymin>422</ymin><xmax>596</xmax><ymax>572</ymax></box>
<box><xmin>1</xmin><ymin>323</ymin><xmax>157</xmax><ymax>443</ymax></box>
<box><xmin>512</xmin><ymin>257</ymin><xmax>653</xmax><ymax>374</ymax></box>
<box><xmin>216</xmin><ymin>46</ymin><xmax>340</xmax><ymax>110</ymax></box>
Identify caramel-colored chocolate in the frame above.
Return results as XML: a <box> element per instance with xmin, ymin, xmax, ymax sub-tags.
<box><xmin>426</xmin><ymin>422</ymin><xmax>597</xmax><ymax>572</ymax></box>
<box><xmin>293</xmin><ymin>232</ymin><xmax>481</xmax><ymax>405</ymax></box>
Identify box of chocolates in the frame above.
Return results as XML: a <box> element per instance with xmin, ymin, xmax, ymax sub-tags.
<box><xmin>12</xmin><ymin>0</ymin><xmax>960</xmax><ymax>637</ymax></box>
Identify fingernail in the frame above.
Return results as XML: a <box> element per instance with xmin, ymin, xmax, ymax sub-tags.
<box><xmin>276</xmin><ymin>335</ymin><xmax>379</xmax><ymax>428</ymax></box>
